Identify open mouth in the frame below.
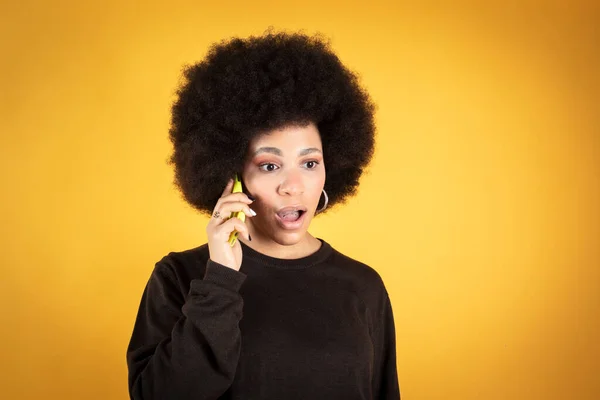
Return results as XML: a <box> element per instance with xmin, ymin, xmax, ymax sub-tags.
<box><xmin>275</xmin><ymin>207</ymin><xmax>307</xmax><ymax>229</ymax></box>
<box><xmin>277</xmin><ymin>209</ymin><xmax>305</xmax><ymax>221</ymax></box>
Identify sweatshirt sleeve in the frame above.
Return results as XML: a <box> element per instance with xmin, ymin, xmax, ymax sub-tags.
<box><xmin>126</xmin><ymin>258</ymin><xmax>247</xmax><ymax>400</ymax></box>
<box><xmin>372</xmin><ymin>291</ymin><xmax>401</xmax><ymax>399</ymax></box>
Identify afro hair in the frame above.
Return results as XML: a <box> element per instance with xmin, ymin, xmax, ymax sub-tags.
<box><xmin>167</xmin><ymin>29</ymin><xmax>376</xmax><ymax>217</ymax></box>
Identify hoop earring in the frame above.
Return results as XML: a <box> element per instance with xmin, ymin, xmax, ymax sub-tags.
<box><xmin>316</xmin><ymin>189</ymin><xmax>328</xmax><ymax>214</ymax></box>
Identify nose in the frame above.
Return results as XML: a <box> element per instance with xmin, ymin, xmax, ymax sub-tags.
<box><xmin>278</xmin><ymin>170</ymin><xmax>304</xmax><ymax>196</ymax></box>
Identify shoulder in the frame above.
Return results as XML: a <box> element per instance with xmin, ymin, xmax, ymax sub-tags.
<box><xmin>323</xmin><ymin>244</ymin><xmax>394</xmax><ymax>327</ymax></box>
<box><xmin>322</xmin><ymin>243</ymin><xmax>389</xmax><ymax>303</ymax></box>
<box><xmin>148</xmin><ymin>243</ymin><xmax>211</xmax><ymax>296</ymax></box>
<box><xmin>158</xmin><ymin>243</ymin><xmax>210</xmax><ymax>273</ymax></box>
<box><xmin>327</xmin><ymin>246</ymin><xmax>385</xmax><ymax>286</ymax></box>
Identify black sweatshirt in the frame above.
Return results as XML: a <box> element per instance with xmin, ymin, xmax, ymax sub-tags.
<box><xmin>126</xmin><ymin>238</ymin><xmax>400</xmax><ymax>400</ymax></box>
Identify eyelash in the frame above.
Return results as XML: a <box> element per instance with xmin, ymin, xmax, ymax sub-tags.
<box><xmin>258</xmin><ymin>160</ymin><xmax>320</xmax><ymax>172</ymax></box>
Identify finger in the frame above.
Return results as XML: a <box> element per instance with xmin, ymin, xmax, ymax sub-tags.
<box><xmin>208</xmin><ymin>208</ymin><xmax>228</xmax><ymax>226</ymax></box>
<box><xmin>213</xmin><ymin>192</ymin><xmax>253</xmax><ymax>215</ymax></box>
<box><xmin>208</xmin><ymin>202</ymin><xmax>255</xmax><ymax>229</ymax></box>
<box><xmin>221</xmin><ymin>192</ymin><xmax>254</xmax><ymax>203</ymax></box>
<box><xmin>212</xmin><ymin>179</ymin><xmax>245</xmax><ymax>221</ymax></box>
<box><xmin>218</xmin><ymin>201</ymin><xmax>256</xmax><ymax>217</ymax></box>
<box><xmin>214</xmin><ymin>217</ymin><xmax>250</xmax><ymax>241</ymax></box>
<box><xmin>221</xmin><ymin>178</ymin><xmax>235</xmax><ymax>197</ymax></box>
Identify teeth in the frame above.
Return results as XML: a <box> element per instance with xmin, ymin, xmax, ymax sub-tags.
<box><xmin>281</xmin><ymin>211</ymin><xmax>299</xmax><ymax>216</ymax></box>
<box><xmin>279</xmin><ymin>210</ymin><xmax>301</xmax><ymax>221</ymax></box>
<box><xmin>279</xmin><ymin>209</ymin><xmax>303</xmax><ymax>214</ymax></box>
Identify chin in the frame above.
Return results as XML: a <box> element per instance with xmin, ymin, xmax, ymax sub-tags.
<box><xmin>271</xmin><ymin>231</ymin><xmax>307</xmax><ymax>246</ymax></box>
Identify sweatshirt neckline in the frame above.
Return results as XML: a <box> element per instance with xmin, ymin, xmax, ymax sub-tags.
<box><xmin>239</xmin><ymin>238</ymin><xmax>333</xmax><ymax>269</ymax></box>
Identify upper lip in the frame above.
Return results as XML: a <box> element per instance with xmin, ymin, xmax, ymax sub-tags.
<box><xmin>276</xmin><ymin>205</ymin><xmax>307</xmax><ymax>214</ymax></box>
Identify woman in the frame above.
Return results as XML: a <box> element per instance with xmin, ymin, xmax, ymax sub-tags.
<box><xmin>126</xmin><ymin>30</ymin><xmax>400</xmax><ymax>399</ymax></box>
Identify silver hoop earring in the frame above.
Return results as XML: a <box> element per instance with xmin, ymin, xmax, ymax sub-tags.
<box><xmin>316</xmin><ymin>189</ymin><xmax>328</xmax><ymax>214</ymax></box>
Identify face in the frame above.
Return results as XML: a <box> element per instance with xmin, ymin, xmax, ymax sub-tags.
<box><xmin>241</xmin><ymin>122</ymin><xmax>326</xmax><ymax>246</ymax></box>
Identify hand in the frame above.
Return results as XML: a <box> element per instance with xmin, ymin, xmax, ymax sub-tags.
<box><xmin>206</xmin><ymin>179</ymin><xmax>255</xmax><ymax>271</ymax></box>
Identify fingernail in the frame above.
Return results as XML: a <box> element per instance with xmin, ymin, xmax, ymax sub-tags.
<box><xmin>247</xmin><ymin>194</ymin><xmax>255</xmax><ymax>201</ymax></box>
<box><xmin>248</xmin><ymin>208</ymin><xmax>257</xmax><ymax>216</ymax></box>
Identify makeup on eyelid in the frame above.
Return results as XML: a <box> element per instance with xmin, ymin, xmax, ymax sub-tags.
<box><xmin>253</xmin><ymin>157</ymin><xmax>322</xmax><ymax>165</ymax></box>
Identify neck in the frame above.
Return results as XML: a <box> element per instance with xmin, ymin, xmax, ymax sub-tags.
<box><xmin>238</xmin><ymin>229</ymin><xmax>321</xmax><ymax>260</ymax></box>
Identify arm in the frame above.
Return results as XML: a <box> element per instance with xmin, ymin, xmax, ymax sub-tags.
<box><xmin>126</xmin><ymin>258</ymin><xmax>246</xmax><ymax>400</ymax></box>
<box><xmin>372</xmin><ymin>291</ymin><xmax>401</xmax><ymax>399</ymax></box>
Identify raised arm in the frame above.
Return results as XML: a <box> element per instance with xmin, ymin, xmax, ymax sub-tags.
<box><xmin>126</xmin><ymin>259</ymin><xmax>246</xmax><ymax>400</ymax></box>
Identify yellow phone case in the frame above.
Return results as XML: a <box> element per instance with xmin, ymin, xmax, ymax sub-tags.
<box><xmin>228</xmin><ymin>174</ymin><xmax>246</xmax><ymax>246</ymax></box>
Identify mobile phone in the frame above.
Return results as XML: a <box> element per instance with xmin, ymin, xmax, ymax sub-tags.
<box><xmin>228</xmin><ymin>174</ymin><xmax>246</xmax><ymax>246</ymax></box>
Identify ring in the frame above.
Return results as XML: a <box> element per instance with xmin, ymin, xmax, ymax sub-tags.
<box><xmin>213</xmin><ymin>211</ymin><xmax>222</xmax><ymax>219</ymax></box>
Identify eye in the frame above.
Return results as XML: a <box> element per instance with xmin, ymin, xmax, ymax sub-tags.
<box><xmin>305</xmin><ymin>160</ymin><xmax>320</xmax><ymax>169</ymax></box>
<box><xmin>259</xmin><ymin>163</ymin><xmax>279</xmax><ymax>172</ymax></box>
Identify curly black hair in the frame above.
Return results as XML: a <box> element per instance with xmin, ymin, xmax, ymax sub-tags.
<box><xmin>167</xmin><ymin>29</ymin><xmax>376</xmax><ymax>217</ymax></box>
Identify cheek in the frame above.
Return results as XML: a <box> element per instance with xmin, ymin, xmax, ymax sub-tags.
<box><xmin>246</xmin><ymin>186</ymin><xmax>274</xmax><ymax>211</ymax></box>
<box><xmin>310</xmin><ymin>184</ymin><xmax>325</xmax><ymax>203</ymax></box>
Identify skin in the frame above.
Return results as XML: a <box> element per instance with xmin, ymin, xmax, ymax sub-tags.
<box><xmin>206</xmin><ymin>122</ymin><xmax>326</xmax><ymax>270</ymax></box>
<box><xmin>239</xmin><ymin>122</ymin><xmax>326</xmax><ymax>259</ymax></box>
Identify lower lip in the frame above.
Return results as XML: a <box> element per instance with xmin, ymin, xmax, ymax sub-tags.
<box><xmin>275</xmin><ymin>211</ymin><xmax>307</xmax><ymax>230</ymax></box>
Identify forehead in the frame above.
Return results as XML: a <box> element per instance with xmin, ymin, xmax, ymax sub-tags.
<box><xmin>250</xmin><ymin>122</ymin><xmax>322</xmax><ymax>151</ymax></box>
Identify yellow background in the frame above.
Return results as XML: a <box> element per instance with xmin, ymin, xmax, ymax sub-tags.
<box><xmin>1</xmin><ymin>1</ymin><xmax>598</xmax><ymax>399</ymax></box>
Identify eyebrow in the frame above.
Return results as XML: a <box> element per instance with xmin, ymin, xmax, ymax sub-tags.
<box><xmin>253</xmin><ymin>147</ymin><xmax>322</xmax><ymax>157</ymax></box>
